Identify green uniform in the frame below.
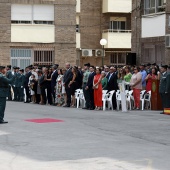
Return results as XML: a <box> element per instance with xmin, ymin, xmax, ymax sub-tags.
<box><xmin>18</xmin><ymin>74</ymin><xmax>25</xmax><ymax>101</ymax></box>
<box><xmin>13</xmin><ymin>72</ymin><xmax>21</xmax><ymax>101</ymax></box>
<box><xmin>82</xmin><ymin>70</ymin><xmax>90</xmax><ymax>108</ymax></box>
<box><xmin>6</xmin><ymin>70</ymin><xmax>13</xmax><ymax>100</ymax></box>
<box><xmin>0</xmin><ymin>73</ymin><xmax>15</xmax><ymax>121</ymax></box>
<box><xmin>159</xmin><ymin>72</ymin><xmax>170</xmax><ymax>110</ymax></box>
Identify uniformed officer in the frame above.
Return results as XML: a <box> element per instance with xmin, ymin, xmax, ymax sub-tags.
<box><xmin>13</xmin><ymin>67</ymin><xmax>21</xmax><ymax>101</ymax></box>
<box><xmin>0</xmin><ymin>66</ymin><xmax>15</xmax><ymax>124</ymax></box>
<box><xmin>82</xmin><ymin>63</ymin><xmax>91</xmax><ymax>109</ymax></box>
<box><xmin>6</xmin><ymin>65</ymin><xmax>13</xmax><ymax>101</ymax></box>
<box><xmin>159</xmin><ymin>65</ymin><xmax>170</xmax><ymax>114</ymax></box>
<box><xmin>18</xmin><ymin>69</ymin><xmax>25</xmax><ymax>102</ymax></box>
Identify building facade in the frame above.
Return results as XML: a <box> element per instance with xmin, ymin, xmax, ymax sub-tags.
<box><xmin>0</xmin><ymin>0</ymin><xmax>76</xmax><ymax>68</ymax></box>
<box><xmin>132</xmin><ymin>0</ymin><xmax>170</xmax><ymax>65</ymax></box>
<box><xmin>76</xmin><ymin>0</ymin><xmax>132</xmax><ymax>66</ymax></box>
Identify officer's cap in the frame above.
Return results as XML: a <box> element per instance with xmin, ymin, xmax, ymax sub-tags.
<box><xmin>7</xmin><ymin>65</ymin><xmax>11</xmax><ymax>69</ymax></box>
<box><xmin>0</xmin><ymin>66</ymin><xmax>5</xmax><ymax>70</ymax></box>
<box><xmin>84</xmin><ymin>63</ymin><xmax>90</xmax><ymax>67</ymax></box>
<box><xmin>146</xmin><ymin>63</ymin><xmax>151</xmax><ymax>66</ymax></box>
<box><xmin>13</xmin><ymin>66</ymin><xmax>17</xmax><ymax>69</ymax></box>
<box><xmin>19</xmin><ymin>69</ymin><xmax>24</xmax><ymax>72</ymax></box>
<box><xmin>161</xmin><ymin>65</ymin><xmax>168</xmax><ymax>69</ymax></box>
<box><xmin>151</xmin><ymin>63</ymin><xmax>156</xmax><ymax>66</ymax></box>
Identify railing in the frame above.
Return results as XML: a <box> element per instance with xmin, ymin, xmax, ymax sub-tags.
<box><xmin>103</xmin><ymin>29</ymin><xmax>132</xmax><ymax>33</ymax></box>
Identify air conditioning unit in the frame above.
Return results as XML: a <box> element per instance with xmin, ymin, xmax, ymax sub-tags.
<box><xmin>82</xmin><ymin>49</ymin><xmax>92</xmax><ymax>57</ymax></box>
<box><xmin>95</xmin><ymin>49</ymin><xmax>105</xmax><ymax>57</ymax></box>
<box><xmin>166</xmin><ymin>35</ymin><xmax>170</xmax><ymax>47</ymax></box>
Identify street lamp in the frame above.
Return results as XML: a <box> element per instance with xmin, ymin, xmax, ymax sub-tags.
<box><xmin>100</xmin><ymin>39</ymin><xmax>107</xmax><ymax>66</ymax></box>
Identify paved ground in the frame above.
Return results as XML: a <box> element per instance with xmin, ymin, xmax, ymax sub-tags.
<box><xmin>0</xmin><ymin>102</ymin><xmax>170</xmax><ymax>170</ymax></box>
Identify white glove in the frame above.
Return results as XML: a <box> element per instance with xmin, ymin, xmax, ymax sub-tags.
<box><xmin>13</xmin><ymin>85</ymin><xmax>15</xmax><ymax>87</ymax></box>
<box><xmin>21</xmin><ymin>86</ymin><xmax>23</xmax><ymax>88</ymax></box>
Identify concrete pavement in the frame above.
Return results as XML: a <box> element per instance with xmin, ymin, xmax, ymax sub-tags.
<box><xmin>0</xmin><ymin>101</ymin><xmax>170</xmax><ymax>170</ymax></box>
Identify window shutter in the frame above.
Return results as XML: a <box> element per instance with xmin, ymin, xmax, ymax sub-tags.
<box><xmin>11</xmin><ymin>4</ymin><xmax>32</xmax><ymax>21</ymax></box>
<box><xmin>33</xmin><ymin>5</ymin><xmax>54</xmax><ymax>21</ymax></box>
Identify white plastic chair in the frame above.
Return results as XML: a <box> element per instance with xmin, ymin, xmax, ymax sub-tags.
<box><xmin>116</xmin><ymin>90</ymin><xmax>121</xmax><ymax>110</ymax></box>
<box><xmin>144</xmin><ymin>91</ymin><xmax>151</xmax><ymax>110</ymax></box>
<box><xmin>106</xmin><ymin>90</ymin><xmax>115</xmax><ymax>110</ymax></box>
<box><xmin>102</xmin><ymin>90</ymin><xmax>108</xmax><ymax>111</ymax></box>
<box><xmin>140</xmin><ymin>90</ymin><xmax>146</xmax><ymax>110</ymax></box>
<box><xmin>75</xmin><ymin>89</ymin><xmax>81</xmax><ymax>108</ymax></box>
<box><xmin>79</xmin><ymin>92</ymin><xmax>86</xmax><ymax>108</ymax></box>
<box><xmin>126</xmin><ymin>90</ymin><xmax>134</xmax><ymax>110</ymax></box>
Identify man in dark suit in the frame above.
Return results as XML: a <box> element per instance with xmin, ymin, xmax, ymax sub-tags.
<box><xmin>0</xmin><ymin>66</ymin><xmax>15</xmax><ymax>123</ymax></box>
<box><xmin>159</xmin><ymin>65</ymin><xmax>170</xmax><ymax>114</ymax></box>
<box><xmin>106</xmin><ymin>66</ymin><xmax>118</xmax><ymax>110</ymax></box>
<box><xmin>85</xmin><ymin>66</ymin><xmax>96</xmax><ymax>110</ymax></box>
<box><xmin>63</xmin><ymin>63</ymin><xmax>73</xmax><ymax>107</ymax></box>
<box><xmin>24</xmin><ymin>66</ymin><xmax>32</xmax><ymax>103</ymax></box>
<box><xmin>51</xmin><ymin>64</ymin><xmax>59</xmax><ymax>104</ymax></box>
<box><xmin>6</xmin><ymin>65</ymin><xmax>13</xmax><ymax>101</ymax></box>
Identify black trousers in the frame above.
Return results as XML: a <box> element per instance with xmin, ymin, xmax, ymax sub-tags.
<box><xmin>83</xmin><ymin>84</ymin><xmax>90</xmax><ymax>108</ymax></box>
<box><xmin>8</xmin><ymin>86</ymin><xmax>12</xmax><ymax>101</ymax></box>
<box><xmin>47</xmin><ymin>84</ymin><xmax>52</xmax><ymax>105</ymax></box>
<box><xmin>19</xmin><ymin>87</ymin><xmax>24</xmax><ymax>101</ymax></box>
<box><xmin>14</xmin><ymin>87</ymin><xmax>20</xmax><ymax>101</ymax></box>
<box><xmin>41</xmin><ymin>87</ymin><xmax>47</xmax><ymax>104</ymax></box>
<box><xmin>89</xmin><ymin>88</ymin><xmax>95</xmax><ymax>109</ymax></box>
<box><xmin>0</xmin><ymin>97</ymin><xmax>6</xmax><ymax>121</ymax></box>
<box><xmin>51</xmin><ymin>85</ymin><xmax>56</xmax><ymax>103</ymax></box>
<box><xmin>160</xmin><ymin>93</ymin><xmax>170</xmax><ymax>109</ymax></box>
<box><xmin>65</xmin><ymin>84</ymin><xmax>71</xmax><ymax>106</ymax></box>
<box><xmin>25</xmin><ymin>86</ymin><xmax>30</xmax><ymax>102</ymax></box>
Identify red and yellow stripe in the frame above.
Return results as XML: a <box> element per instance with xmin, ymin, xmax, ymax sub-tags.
<box><xmin>164</xmin><ymin>108</ymin><xmax>170</xmax><ymax>115</ymax></box>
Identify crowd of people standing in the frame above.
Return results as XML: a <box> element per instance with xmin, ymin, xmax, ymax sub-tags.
<box><xmin>4</xmin><ymin>62</ymin><xmax>170</xmax><ymax>113</ymax></box>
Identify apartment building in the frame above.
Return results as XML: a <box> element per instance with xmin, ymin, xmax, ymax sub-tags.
<box><xmin>132</xmin><ymin>0</ymin><xmax>170</xmax><ymax>65</ymax></box>
<box><xmin>77</xmin><ymin>0</ymin><xmax>132</xmax><ymax>66</ymax></box>
<box><xmin>0</xmin><ymin>0</ymin><xmax>76</xmax><ymax>68</ymax></box>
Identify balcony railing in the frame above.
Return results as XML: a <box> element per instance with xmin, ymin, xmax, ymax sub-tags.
<box><xmin>103</xmin><ymin>29</ymin><xmax>132</xmax><ymax>33</ymax></box>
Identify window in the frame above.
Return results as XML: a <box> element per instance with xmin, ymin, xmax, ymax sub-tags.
<box><xmin>11</xmin><ymin>4</ymin><xmax>54</xmax><ymax>25</ymax></box>
<box><xmin>110</xmin><ymin>52</ymin><xmax>126</xmax><ymax>65</ymax></box>
<box><xmin>34</xmin><ymin>50</ymin><xmax>54</xmax><ymax>65</ymax></box>
<box><xmin>76</xmin><ymin>25</ymin><xmax>79</xmax><ymax>32</ymax></box>
<box><xmin>110</xmin><ymin>21</ymin><xmax>126</xmax><ymax>31</ymax></box>
<box><xmin>11</xmin><ymin>49</ymin><xmax>32</xmax><ymax>69</ymax></box>
<box><xmin>144</xmin><ymin>0</ymin><xmax>166</xmax><ymax>15</ymax></box>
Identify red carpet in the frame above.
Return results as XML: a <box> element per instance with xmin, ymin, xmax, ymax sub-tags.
<box><xmin>25</xmin><ymin>118</ymin><xmax>64</xmax><ymax>123</ymax></box>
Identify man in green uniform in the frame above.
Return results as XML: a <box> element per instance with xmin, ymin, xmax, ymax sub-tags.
<box><xmin>159</xmin><ymin>65</ymin><xmax>170</xmax><ymax>114</ymax></box>
<box><xmin>82</xmin><ymin>63</ymin><xmax>90</xmax><ymax>109</ymax></box>
<box><xmin>0</xmin><ymin>66</ymin><xmax>15</xmax><ymax>124</ymax></box>
<box><xmin>13</xmin><ymin>67</ymin><xmax>21</xmax><ymax>101</ymax></box>
<box><xmin>6</xmin><ymin>65</ymin><xmax>13</xmax><ymax>101</ymax></box>
<box><xmin>18</xmin><ymin>69</ymin><xmax>25</xmax><ymax>102</ymax></box>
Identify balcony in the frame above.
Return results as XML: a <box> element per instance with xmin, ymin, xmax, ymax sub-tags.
<box><xmin>11</xmin><ymin>24</ymin><xmax>55</xmax><ymax>43</ymax></box>
<box><xmin>102</xmin><ymin>0</ymin><xmax>132</xmax><ymax>13</ymax></box>
<box><xmin>102</xmin><ymin>29</ymin><xmax>131</xmax><ymax>49</ymax></box>
<box><xmin>76</xmin><ymin>0</ymin><xmax>80</xmax><ymax>13</ymax></box>
<box><xmin>76</xmin><ymin>32</ymin><xmax>80</xmax><ymax>48</ymax></box>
